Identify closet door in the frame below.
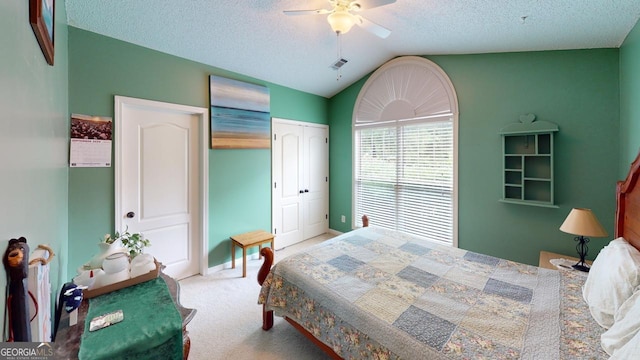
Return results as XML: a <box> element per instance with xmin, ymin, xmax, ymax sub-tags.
<box><xmin>272</xmin><ymin>119</ymin><xmax>328</xmax><ymax>249</ymax></box>
<box><xmin>303</xmin><ymin>125</ymin><xmax>329</xmax><ymax>239</ymax></box>
<box><xmin>272</xmin><ymin>122</ymin><xmax>303</xmax><ymax>249</ymax></box>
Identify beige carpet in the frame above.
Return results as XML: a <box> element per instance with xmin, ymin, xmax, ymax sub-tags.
<box><xmin>179</xmin><ymin>234</ymin><xmax>335</xmax><ymax>360</ymax></box>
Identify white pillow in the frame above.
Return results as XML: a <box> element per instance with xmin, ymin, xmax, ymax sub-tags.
<box><xmin>609</xmin><ymin>324</ymin><xmax>640</xmax><ymax>359</ymax></box>
<box><xmin>582</xmin><ymin>237</ymin><xmax>640</xmax><ymax>328</ymax></box>
<box><xmin>601</xmin><ymin>288</ymin><xmax>640</xmax><ymax>355</ymax></box>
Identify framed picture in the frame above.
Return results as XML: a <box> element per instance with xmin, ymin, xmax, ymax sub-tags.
<box><xmin>30</xmin><ymin>0</ymin><xmax>55</xmax><ymax>66</ymax></box>
<box><xmin>210</xmin><ymin>75</ymin><xmax>271</xmax><ymax>149</ymax></box>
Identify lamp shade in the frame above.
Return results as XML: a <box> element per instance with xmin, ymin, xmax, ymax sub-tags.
<box><xmin>559</xmin><ymin>208</ymin><xmax>608</xmax><ymax>237</ymax></box>
<box><xmin>328</xmin><ymin>10</ymin><xmax>356</xmax><ymax>34</ymax></box>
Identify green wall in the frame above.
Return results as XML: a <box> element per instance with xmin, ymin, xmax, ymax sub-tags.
<box><xmin>620</xmin><ymin>20</ymin><xmax>640</xmax><ymax>176</ymax></box>
<box><xmin>68</xmin><ymin>28</ymin><xmax>328</xmax><ymax>276</ymax></box>
<box><xmin>0</xmin><ymin>1</ymin><xmax>69</xmax><ymax>318</ymax></box>
<box><xmin>329</xmin><ymin>50</ymin><xmax>620</xmax><ymax>265</ymax></box>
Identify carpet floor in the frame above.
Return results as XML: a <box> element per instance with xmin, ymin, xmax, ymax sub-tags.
<box><xmin>179</xmin><ymin>234</ymin><xmax>334</xmax><ymax>360</ymax></box>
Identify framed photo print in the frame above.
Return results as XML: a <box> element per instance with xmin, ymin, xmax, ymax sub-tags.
<box><xmin>30</xmin><ymin>0</ymin><xmax>55</xmax><ymax>66</ymax></box>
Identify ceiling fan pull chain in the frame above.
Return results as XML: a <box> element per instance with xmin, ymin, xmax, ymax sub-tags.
<box><xmin>336</xmin><ymin>32</ymin><xmax>342</xmax><ymax>81</ymax></box>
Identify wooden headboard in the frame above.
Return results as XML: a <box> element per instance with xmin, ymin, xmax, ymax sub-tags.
<box><xmin>615</xmin><ymin>151</ymin><xmax>640</xmax><ymax>251</ymax></box>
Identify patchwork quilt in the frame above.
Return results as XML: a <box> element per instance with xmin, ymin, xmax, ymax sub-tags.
<box><xmin>259</xmin><ymin>227</ymin><xmax>607</xmax><ymax>359</ymax></box>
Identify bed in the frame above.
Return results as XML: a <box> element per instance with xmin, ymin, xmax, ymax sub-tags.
<box><xmin>258</xmin><ymin>151</ymin><xmax>640</xmax><ymax>359</ymax></box>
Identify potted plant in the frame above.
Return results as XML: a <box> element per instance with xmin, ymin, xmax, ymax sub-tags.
<box><xmin>104</xmin><ymin>227</ymin><xmax>151</xmax><ymax>258</ymax></box>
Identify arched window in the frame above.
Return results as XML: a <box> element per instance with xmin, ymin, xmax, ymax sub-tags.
<box><xmin>353</xmin><ymin>56</ymin><xmax>459</xmax><ymax>246</ymax></box>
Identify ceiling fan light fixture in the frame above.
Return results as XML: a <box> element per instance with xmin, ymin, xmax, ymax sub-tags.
<box><xmin>327</xmin><ymin>10</ymin><xmax>356</xmax><ymax>34</ymax></box>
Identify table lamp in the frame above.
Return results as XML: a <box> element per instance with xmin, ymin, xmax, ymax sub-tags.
<box><xmin>559</xmin><ymin>208</ymin><xmax>608</xmax><ymax>272</ymax></box>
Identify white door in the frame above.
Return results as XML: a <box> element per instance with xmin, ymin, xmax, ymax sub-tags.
<box><xmin>115</xmin><ymin>96</ymin><xmax>208</xmax><ymax>279</ymax></box>
<box><xmin>272</xmin><ymin>119</ymin><xmax>328</xmax><ymax>249</ymax></box>
<box><xmin>303</xmin><ymin>126</ymin><xmax>329</xmax><ymax>239</ymax></box>
<box><xmin>272</xmin><ymin>122</ymin><xmax>303</xmax><ymax>249</ymax></box>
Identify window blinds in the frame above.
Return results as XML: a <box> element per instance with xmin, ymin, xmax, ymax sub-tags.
<box><xmin>355</xmin><ymin>116</ymin><xmax>454</xmax><ymax>245</ymax></box>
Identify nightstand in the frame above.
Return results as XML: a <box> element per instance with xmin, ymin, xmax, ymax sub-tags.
<box><xmin>539</xmin><ymin>250</ymin><xmax>593</xmax><ymax>270</ymax></box>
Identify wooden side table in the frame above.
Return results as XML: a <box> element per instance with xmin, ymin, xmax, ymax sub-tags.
<box><xmin>231</xmin><ymin>230</ymin><xmax>275</xmax><ymax>278</ymax></box>
<box><xmin>539</xmin><ymin>250</ymin><xmax>593</xmax><ymax>270</ymax></box>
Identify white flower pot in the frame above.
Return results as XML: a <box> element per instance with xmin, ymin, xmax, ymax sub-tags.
<box><xmin>87</xmin><ymin>240</ymin><xmax>124</xmax><ymax>269</ymax></box>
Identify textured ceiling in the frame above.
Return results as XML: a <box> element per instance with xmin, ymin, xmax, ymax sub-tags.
<box><xmin>65</xmin><ymin>0</ymin><xmax>640</xmax><ymax>98</ymax></box>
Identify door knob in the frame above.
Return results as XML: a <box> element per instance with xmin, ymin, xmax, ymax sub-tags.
<box><xmin>299</xmin><ymin>190</ymin><xmax>304</xmax><ymax>194</ymax></box>
<box><xmin>126</xmin><ymin>211</ymin><xmax>135</xmax><ymax>218</ymax></box>
<box><xmin>304</xmin><ymin>189</ymin><xmax>309</xmax><ymax>193</ymax></box>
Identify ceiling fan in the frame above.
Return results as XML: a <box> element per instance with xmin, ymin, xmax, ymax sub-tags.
<box><xmin>284</xmin><ymin>0</ymin><xmax>396</xmax><ymax>38</ymax></box>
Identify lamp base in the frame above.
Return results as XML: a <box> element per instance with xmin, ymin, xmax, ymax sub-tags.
<box><xmin>572</xmin><ymin>263</ymin><xmax>590</xmax><ymax>272</ymax></box>
<box><xmin>572</xmin><ymin>235</ymin><xmax>591</xmax><ymax>272</ymax></box>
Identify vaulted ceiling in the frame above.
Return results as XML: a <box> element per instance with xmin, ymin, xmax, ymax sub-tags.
<box><xmin>65</xmin><ymin>0</ymin><xmax>640</xmax><ymax>98</ymax></box>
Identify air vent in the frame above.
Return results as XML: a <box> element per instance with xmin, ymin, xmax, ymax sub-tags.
<box><xmin>330</xmin><ymin>58</ymin><xmax>348</xmax><ymax>70</ymax></box>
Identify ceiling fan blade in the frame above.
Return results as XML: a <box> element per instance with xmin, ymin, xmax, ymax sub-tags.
<box><xmin>351</xmin><ymin>0</ymin><xmax>396</xmax><ymax>11</ymax></box>
<box><xmin>355</xmin><ymin>15</ymin><xmax>391</xmax><ymax>38</ymax></box>
<box><xmin>283</xmin><ymin>9</ymin><xmax>331</xmax><ymax>16</ymax></box>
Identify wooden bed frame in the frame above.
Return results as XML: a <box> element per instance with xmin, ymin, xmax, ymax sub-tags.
<box><xmin>257</xmin><ymin>151</ymin><xmax>640</xmax><ymax>360</ymax></box>
<box><xmin>616</xmin><ymin>152</ymin><xmax>640</xmax><ymax>249</ymax></box>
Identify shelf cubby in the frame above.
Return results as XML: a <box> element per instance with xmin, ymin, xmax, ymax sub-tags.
<box><xmin>524</xmin><ymin>156</ymin><xmax>551</xmax><ymax>179</ymax></box>
<box><xmin>505</xmin><ymin>171</ymin><xmax>522</xmax><ymax>185</ymax></box>
<box><xmin>505</xmin><ymin>186</ymin><xmax>522</xmax><ymax>200</ymax></box>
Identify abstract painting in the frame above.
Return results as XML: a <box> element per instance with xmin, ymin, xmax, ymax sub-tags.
<box><xmin>210</xmin><ymin>75</ymin><xmax>271</xmax><ymax>149</ymax></box>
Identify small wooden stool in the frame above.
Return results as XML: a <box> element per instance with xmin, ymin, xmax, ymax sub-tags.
<box><xmin>230</xmin><ymin>230</ymin><xmax>275</xmax><ymax>278</ymax></box>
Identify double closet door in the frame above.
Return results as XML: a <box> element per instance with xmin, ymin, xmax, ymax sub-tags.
<box><xmin>272</xmin><ymin>119</ymin><xmax>329</xmax><ymax>249</ymax></box>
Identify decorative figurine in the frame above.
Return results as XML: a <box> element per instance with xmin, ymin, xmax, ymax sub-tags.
<box><xmin>3</xmin><ymin>237</ymin><xmax>31</xmax><ymax>342</ymax></box>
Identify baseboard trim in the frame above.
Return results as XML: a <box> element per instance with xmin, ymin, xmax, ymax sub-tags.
<box><xmin>205</xmin><ymin>230</ymin><xmax>342</xmax><ymax>275</ymax></box>
<box><xmin>205</xmin><ymin>252</ymin><xmax>263</xmax><ymax>275</ymax></box>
